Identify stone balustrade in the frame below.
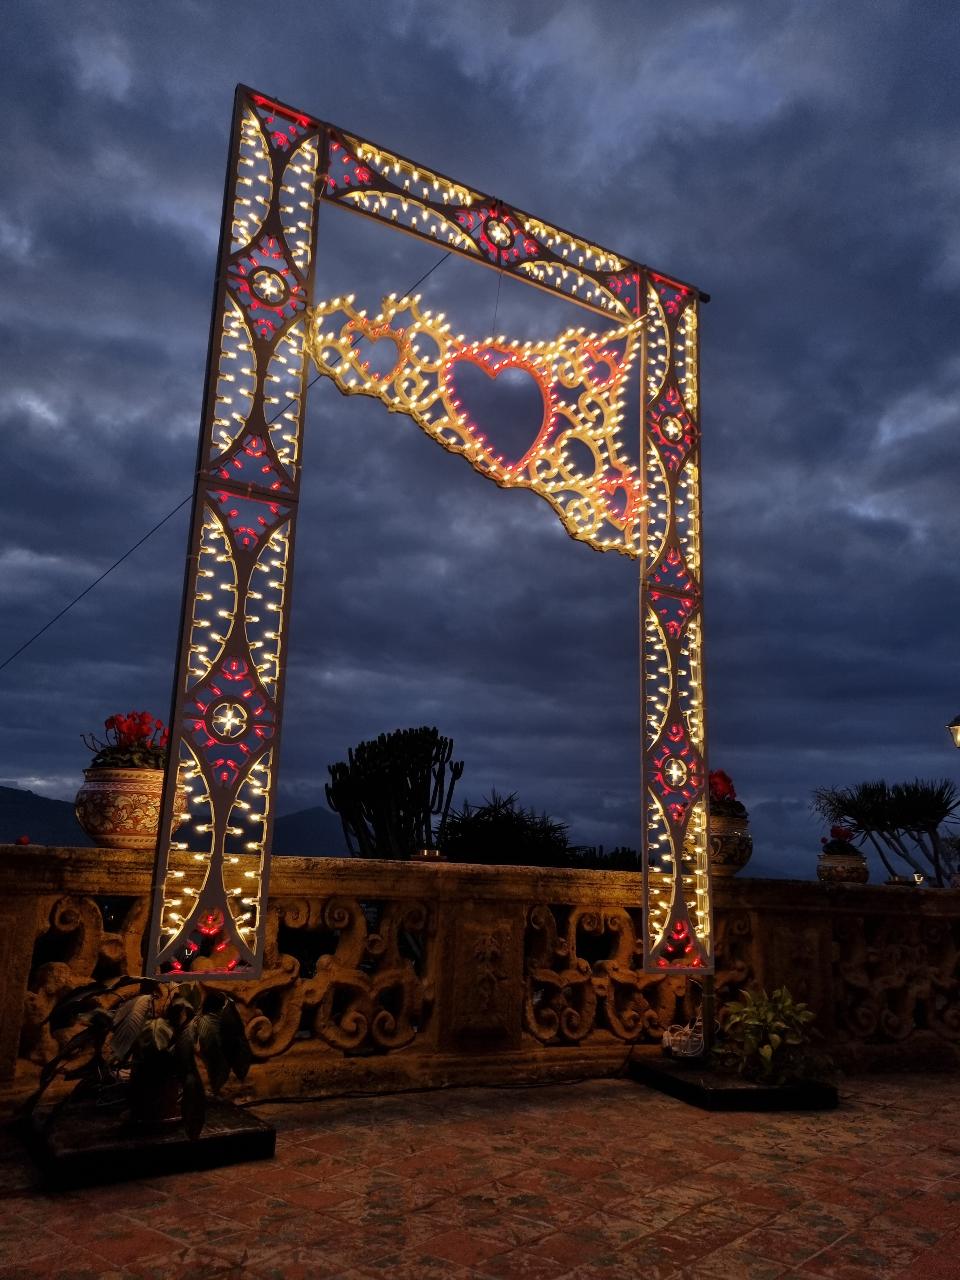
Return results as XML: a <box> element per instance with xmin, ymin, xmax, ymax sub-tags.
<box><xmin>1</xmin><ymin>845</ymin><xmax>957</xmax><ymax>1111</ymax></box>
<box><xmin>714</xmin><ymin>874</ymin><xmax>960</xmax><ymax>1071</ymax></box>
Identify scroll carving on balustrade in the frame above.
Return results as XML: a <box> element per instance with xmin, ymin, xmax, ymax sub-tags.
<box><xmin>221</xmin><ymin>896</ymin><xmax>435</xmax><ymax>1058</ymax></box>
<box><xmin>16</xmin><ymin>891</ymin><xmax>433</xmax><ymax>1074</ymax></box>
<box><xmin>20</xmin><ymin>895</ymin><xmax>149</xmax><ymax>1067</ymax></box>
<box><xmin>447</xmin><ymin>921</ymin><xmax>519</xmax><ymax>1040</ymax></box>
<box><xmin>523</xmin><ymin>903</ymin><xmax>673</xmax><ymax>1044</ymax></box>
<box><xmin>713</xmin><ymin>908</ymin><xmax>754</xmax><ymax>1003</ymax></box>
<box><xmin>833</xmin><ymin>913</ymin><xmax>960</xmax><ymax>1043</ymax></box>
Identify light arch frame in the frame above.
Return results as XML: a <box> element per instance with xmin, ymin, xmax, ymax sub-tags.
<box><xmin>144</xmin><ymin>84</ymin><xmax>712</xmax><ymax>980</ymax></box>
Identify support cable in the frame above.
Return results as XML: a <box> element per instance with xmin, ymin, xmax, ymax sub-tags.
<box><xmin>0</xmin><ymin>250</ymin><xmax>453</xmax><ymax>674</ymax></box>
<box><xmin>0</xmin><ymin>499</ymin><xmax>191</xmax><ymax>674</ymax></box>
<box><xmin>491</xmin><ymin>267</ymin><xmax>503</xmax><ymax>340</ymax></box>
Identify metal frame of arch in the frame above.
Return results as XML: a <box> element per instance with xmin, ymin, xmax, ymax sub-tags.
<box><xmin>144</xmin><ymin>84</ymin><xmax>712</xmax><ymax>980</ymax></box>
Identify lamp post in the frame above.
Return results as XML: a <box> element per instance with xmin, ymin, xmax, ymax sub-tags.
<box><xmin>948</xmin><ymin>715</ymin><xmax>960</xmax><ymax>749</ymax></box>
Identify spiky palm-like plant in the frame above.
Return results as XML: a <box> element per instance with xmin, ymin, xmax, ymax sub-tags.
<box><xmin>441</xmin><ymin>790</ymin><xmax>570</xmax><ymax>867</ymax></box>
<box><xmin>813</xmin><ymin>779</ymin><xmax>960</xmax><ymax>886</ymax></box>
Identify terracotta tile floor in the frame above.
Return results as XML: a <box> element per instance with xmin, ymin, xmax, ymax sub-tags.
<box><xmin>1</xmin><ymin>1073</ymin><xmax>959</xmax><ymax>1279</ymax></box>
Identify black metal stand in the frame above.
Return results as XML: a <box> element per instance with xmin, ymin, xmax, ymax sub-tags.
<box><xmin>629</xmin><ymin>1052</ymin><xmax>838</xmax><ymax>1112</ymax></box>
<box><xmin>702</xmin><ymin>973</ymin><xmax>716</xmax><ymax>1054</ymax></box>
<box><xmin>29</xmin><ymin>1098</ymin><xmax>275</xmax><ymax>1190</ymax></box>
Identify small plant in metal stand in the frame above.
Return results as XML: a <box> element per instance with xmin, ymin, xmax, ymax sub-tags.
<box><xmin>711</xmin><ymin>986</ymin><xmax>834</xmax><ymax>1086</ymax></box>
<box><xmin>23</xmin><ymin>976</ymin><xmax>252</xmax><ymax>1139</ymax></box>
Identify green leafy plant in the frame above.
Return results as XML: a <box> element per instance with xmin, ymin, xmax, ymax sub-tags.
<box><xmin>813</xmin><ymin>779</ymin><xmax>960</xmax><ymax>886</ymax></box>
<box><xmin>712</xmin><ymin>986</ymin><xmax>831</xmax><ymax>1085</ymax></box>
<box><xmin>325</xmin><ymin>726</ymin><xmax>464</xmax><ymax>858</ymax></box>
<box><xmin>441</xmin><ymin>790</ymin><xmax>570</xmax><ymax>867</ymax></box>
<box><xmin>23</xmin><ymin>976</ymin><xmax>252</xmax><ymax>1139</ymax></box>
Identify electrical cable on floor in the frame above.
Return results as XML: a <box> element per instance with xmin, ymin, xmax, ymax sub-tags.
<box><xmin>0</xmin><ymin>250</ymin><xmax>454</xmax><ymax>675</ymax></box>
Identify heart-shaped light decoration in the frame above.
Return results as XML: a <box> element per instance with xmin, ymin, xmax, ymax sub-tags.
<box><xmin>446</xmin><ymin>344</ymin><xmax>556</xmax><ymax>475</ymax></box>
<box><xmin>344</xmin><ymin>318</ymin><xmax>407</xmax><ymax>385</ymax></box>
<box><xmin>578</xmin><ymin>339</ymin><xmax>624</xmax><ymax>391</ymax></box>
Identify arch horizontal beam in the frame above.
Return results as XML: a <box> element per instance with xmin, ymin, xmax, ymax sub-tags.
<box><xmin>248</xmin><ymin>86</ymin><xmax>707</xmax><ymax>320</ymax></box>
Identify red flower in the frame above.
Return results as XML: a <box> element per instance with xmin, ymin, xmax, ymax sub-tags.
<box><xmin>830</xmin><ymin>825</ymin><xmax>855</xmax><ymax>842</ymax></box>
<box><xmin>86</xmin><ymin>710</ymin><xmax>170</xmax><ymax>757</ymax></box>
<box><xmin>709</xmin><ymin>769</ymin><xmax>736</xmax><ymax>802</ymax></box>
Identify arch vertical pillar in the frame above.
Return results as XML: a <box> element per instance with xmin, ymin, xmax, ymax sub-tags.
<box><xmin>146</xmin><ymin>88</ymin><xmax>325</xmax><ymax>976</ymax></box>
<box><xmin>641</xmin><ymin>279</ymin><xmax>712</xmax><ymax>971</ymax></box>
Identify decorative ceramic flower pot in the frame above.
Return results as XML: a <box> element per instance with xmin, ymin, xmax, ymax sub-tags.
<box><xmin>74</xmin><ymin>766</ymin><xmax>187</xmax><ymax>850</ymax></box>
<box><xmin>816</xmin><ymin>848</ymin><xmax>869</xmax><ymax>884</ymax></box>
<box><xmin>708</xmin><ymin>811</ymin><xmax>753</xmax><ymax>876</ymax></box>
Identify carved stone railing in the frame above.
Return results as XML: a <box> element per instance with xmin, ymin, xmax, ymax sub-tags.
<box><xmin>712</xmin><ymin>877</ymin><xmax>960</xmax><ymax>1071</ymax></box>
<box><xmin>0</xmin><ymin>847</ymin><xmax>667</xmax><ymax>1106</ymax></box>
<box><xmin>1</xmin><ymin>846</ymin><xmax>958</xmax><ymax>1109</ymax></box>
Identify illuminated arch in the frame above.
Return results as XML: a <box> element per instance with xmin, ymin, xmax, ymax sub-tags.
<box><xmin>145</xmin><ymin>85</ymin><xmax>711</xmax><ymax>979</ymax></box>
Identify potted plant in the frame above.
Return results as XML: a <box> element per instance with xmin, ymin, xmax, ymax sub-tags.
<box><xmin>708</xmin><ymin>768</ymin><xmax>752</xmax><ymax>876</ymax></box>
<box><xmin>75</xmin><ymin>710</ymin><xmax>186</xmax><ymax>850</ymax></box>
<box><xmin>631</xmin><ymin>984</ymin><xmax>838</xmax><ymax>1110</ymax></box>
<box><xmin>816</xmin><ymin>825</ymin><xmax>869</xmax><ymax>884</ymax></box>
<box><xmin>22</xmin><ymin>976</ymin><xmax>270</xmax><ymax>1186</ymax></box>
<box><xmin>712</xmin><ymin>986</ymin><xmax>834</xmax><ymax>1090</ymax></box>
<box><xmin>25</xmin><ymin>976</ymin><xmax>253</xmax><ymax>1137</ymax></box>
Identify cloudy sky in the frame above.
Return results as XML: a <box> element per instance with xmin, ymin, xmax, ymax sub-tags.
<box><xmin>2</xmin><ymin>1</ymin><xmax>958</xmax><ymax>877</ymax></box>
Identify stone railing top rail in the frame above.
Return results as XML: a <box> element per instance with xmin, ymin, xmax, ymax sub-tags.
<box><xmin>0</xmin><ymin>845</ymin><xmax>640</xmax><ymax>899</ymax></box>
<box><xmin>2</xmin><ymin>845</ymin><xmax>959</xmax><ymax>916</ymax></box>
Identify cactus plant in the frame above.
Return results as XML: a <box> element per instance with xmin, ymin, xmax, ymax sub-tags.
<box><xmin>325</xmin><ymin>726</ymin><xmax>464</xmax><ymax>858</ymax></box>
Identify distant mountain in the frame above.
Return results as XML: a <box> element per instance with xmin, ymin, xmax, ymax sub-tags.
<box><xmin>0</xmin><ymin>784</ymin><xmax>350</xmax><ymax>856</ymax></box>
<box><xmin>272</xmin><ymin>804</ymin><xmax>349</xmax><ymax>857</ymax></box>
<box><xmin>0</xmin><ymin>785</ymin><xmax>93</xmax><ymax>847</ymax></box>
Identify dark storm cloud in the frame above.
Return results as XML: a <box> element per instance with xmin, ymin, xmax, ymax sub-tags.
<box><xmin>1</xmin><ymin>0</ymin><xmax>958</xmax><ymax>874</ymax></box>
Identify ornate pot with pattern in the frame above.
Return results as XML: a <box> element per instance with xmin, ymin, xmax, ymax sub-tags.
<box><xmin>74</xmin><ymin>766</ymin><xmax>187</xmax><ymax>850</ymax></box>
<box><xmin>816</xmin><ymin>839</ymin><xmax>869</xmax><ymax>885</ymax></box>
<box><xmin>708</xmin><ymin>811</ymin><xmax>753</xmax><ymax>877</ymax></box>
